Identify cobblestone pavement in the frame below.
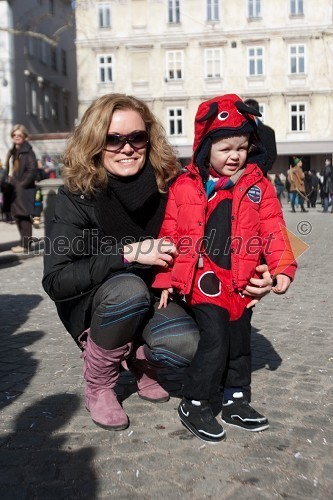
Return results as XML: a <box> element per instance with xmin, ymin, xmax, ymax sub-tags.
<box><xmin>0</xmin><ymin>206</ymin><xmax>332</xmax><ymax>499</ymax></box>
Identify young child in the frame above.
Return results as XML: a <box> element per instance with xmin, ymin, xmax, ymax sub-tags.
<box><xmin>153</xmin><ymin>94</ymin><xmax>297</xmax><ymax>443</ymax></box>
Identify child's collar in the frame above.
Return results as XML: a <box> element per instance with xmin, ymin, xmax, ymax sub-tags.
<box><xmin>205</xmin><ymin>169</ymin><xmax>245</xmax><ymax>197</ymax></box>
<box><xmin>208</xmin><ymin>165</ymin><xmax>245</xmax><ymax>184</ymax></box>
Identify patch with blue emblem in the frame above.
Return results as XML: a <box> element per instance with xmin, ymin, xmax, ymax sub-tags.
<box><xmin>247</xmin><ymin>185</ymin><xmax>261</xmax><ymax>203</ymax></box>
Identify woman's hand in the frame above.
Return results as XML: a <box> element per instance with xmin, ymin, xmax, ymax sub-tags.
<box><xmin>123</xmin><ymin>238</ymin><xmax>178</xmax><ymax>267</ymax></box>
<box><xmin>158</xmin><ymin>288</ymin><xmax>174</xmax><ymax>309</ymax></box>
<box><xmin>243</xmin><ymin>264</ymin><xmax>273</xmax><ymax>309</ymax></box>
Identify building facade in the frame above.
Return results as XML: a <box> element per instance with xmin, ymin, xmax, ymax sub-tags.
<box><xmin>0</xmin><ymin>0</ymin><xmax>77</xmax><ymax>161</ymax></box>
<box><xmin>75</xmin><ymin>0</ymin><xmax>333</xmax><ymax>174</ymax></box>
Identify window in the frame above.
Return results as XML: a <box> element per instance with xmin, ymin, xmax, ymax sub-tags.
<box><xmin>39</xmin><ymin>89</ymin><xmax>44</xmax><ymax>120</ymax></box>
<box><xmin>168</xmin><ymin>107</ymin><xmax>184</xmax><ymax>135</ymax></box>
<box><xmin>61</xmin><ymin>49</ymin><xmax>67</xmax><ymax>75</ymax></box>
<box><xmin>207</xmin><ymin>0</ymin><xmax>219</xmax><ymax>21</ymax></box>
<box><xmin>248</xmin><ymin>46</ymin><xmax>264</xmax><ymax>76</ymax></box>
<box><xmin>51</xmin><ymin>47</ymin><xmax>57</xmax><ymax>71</ymax></box>
<box><xmin>32</xmin><ymin>85</ymin><xmax>38</xmax><ymax>116</ymax></box>
<box><xmin>28</xmin><ymin>36</ymin><xmax>37</xmax><ymax>57</ymax></box>
<box><xmin>25</xmin><ymin>81</ymin><xmax>31</xmax><ymax>115</ymax></box>
<box><xmin>290</xmin><ymin>102</ymin><xmax>306</xmax><ymax>131</ymax></box>
<box><xmin>98</xmin><ymin>55</ymin><xmax>114</xmax><ymax>83</ymax></box>
<box><xmin>166</xmin><ymin>51</ymin><xmax>183</xmax><ymax>80</ymax></box>
<box><xmin>40</xmin><ymin>40</ymin><xmax>48</xmax><ymax>65</ymax></box>
<box><xmin>98</xmin><ymin>3</ymin><xmax>111</xmax><ymax>28</ymax></box>
<box><xmin>290</xmin><ymin>0</ymin><xmax>303</xmax><ymax>15</ymax></box>
<box><xmin>63</xmin><ymin>94</ymin><xmax>69</xmax><ymax>126</ymax></box>
<box><xmin>289</xmin><ymin>44</ymin><xmax>305</xmax><ymax>74</ymax></box>
<box><xmin>49</xmin><ymin>0</ymin><xmax>54</xmax><ymax>15</ymax></box>
<box><xmin>205</xmin><ymin>48</ymin><xmax>222</xmax><ymax>78</ymax></box>
<box><xmin>44</xmin><ymin>93</ymin><xmax>50</xmax><ymax>120</ymax></box>
<box><xmin>248</xmin><ymin>0</ymin><xmax>261</xmax><ymax>18</ymax></box>
<box><xmin>52</xmin><ymin>90</ymin><xmax>59</xmax><ymax>121</ymax></box>
<box><xmin>168</xmin><ymin>0</ymin><xmax>180</xmax><ymax>23</ymax></box>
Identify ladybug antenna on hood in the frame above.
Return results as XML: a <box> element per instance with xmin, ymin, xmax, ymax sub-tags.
<box><xmin>235</xmin><ymin>100</ymin><xmax>262</xmax><ymax>117</ymax></box>
<box><xmin>196</xmin><ymin>101</ymin><xmax>219</xmax><ymax>122</ymax></box>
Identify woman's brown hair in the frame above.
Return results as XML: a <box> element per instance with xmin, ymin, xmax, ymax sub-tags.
<box><xmin>62</xmin><ymin>94</ymin><xmax>181</xmax><ymax>195</ymax></box>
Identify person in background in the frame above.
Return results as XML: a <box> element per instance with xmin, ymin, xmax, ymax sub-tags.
<box><xmin>4</xmin><ymin>124</ymin><xmax>38</xmax><ymax>251</ymax></box>
<box><xmin>153</xmin><ymin>94</ymin><xmax>295</xmax><ymax>443</ymax></box>
<box><xmin>244</xmin><ymin>98</ymin><xmax>277</xmax><ymax>176</ymax></box>
<box><xmin>36</xmin><ymin>159</ymin><xmax>47</xmax><ymax>182</ymax></box>
<box><xmin>285</xmin><ymin>168</ymin><xmax>291</xmax><ymax>204</ymax></box>
<box><xmin>304</xmin><ymin>170</ymin><xmax>319</xmax><ymax>209</ymax></box>
<box><xmin>320</xmin><ymin>158</ymin><xmax>333</xmax><ymax>213</ymax></box>
<box><xmin>309</xmin><ymin>171</ymin><xmax>319</xmax><ymax>208</ymax></box>
<box><xmin>31</xmin><ymin>159</ymin><xmax>47</xmax><ymax>228</ymax></box>
<box><xmin>44</xmin><ymin>156</ymin><xmax>57</xmax><ymax>178</ymax></box>
<box><xmin>0</xmin><ymin>173</ymin><xmax>15</xmax><ymax>223</ymax></box>
<box><xmin>274</xmin><ymin>173</ymin><xmax>285</xmax><ymax>205</ymax></box>
<box><xmin>287</xmin><ymin>157</ymin><xmax>308</xmax><ymax>213</ymax></box>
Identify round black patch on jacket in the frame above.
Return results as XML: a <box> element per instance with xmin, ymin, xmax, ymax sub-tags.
<box><xmin>198</xmin><ymin>271</ymin><xmax>221</xmax><ymax>296</ymax></box>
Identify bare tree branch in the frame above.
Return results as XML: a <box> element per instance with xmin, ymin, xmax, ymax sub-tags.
<box><xmin>0</xmin><ymin>24</ymin><xmax>73</xmax><ymax>47</ymax></box>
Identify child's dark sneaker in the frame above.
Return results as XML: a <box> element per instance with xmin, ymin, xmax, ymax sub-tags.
<box><xmin>221</xmin><ymin>393</ymin><xmax>269</xmax><ymax>432</ymax></box>
<box><xmin>178</xmin><ymin>398</ymin><xmax>226</xmax><ymax>443</ymax></box>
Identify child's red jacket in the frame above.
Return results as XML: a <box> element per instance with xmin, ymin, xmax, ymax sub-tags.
<box><xmin>153</xmin><ymin>162</ymin><xmax>297</xmax><ymax>295</ymax></box>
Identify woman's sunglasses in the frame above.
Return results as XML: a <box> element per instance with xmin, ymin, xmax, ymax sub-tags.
<box><xmin>104</xmin><ymin>130</ymin><xmax>148</xmax><ymax>153</ymax></box>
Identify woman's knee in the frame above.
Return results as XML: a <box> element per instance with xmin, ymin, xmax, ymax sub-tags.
<box><xmin>142</xmin><ymin>302</ymin><xmax>200</xmax><ymax>367</ymax></box>
<box><xmin>144</xmin><ymin>332</ymin><xmax>199</xmax><ymax>368</ymax></box>
<box><xmin>90</xmin><ymin>274</ymin><xmax>152</xmax><ymax>349</ymax></box>
<box><xmin>93</xmin><ymin>273</ymin><xmax>151</xmax><ymax>310</ymax></box>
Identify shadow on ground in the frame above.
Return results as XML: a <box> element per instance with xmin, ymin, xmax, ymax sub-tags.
<box><xmin>0</xmin><ymin>295</ymin><xmax>98</xmax><ymax>498</ymax></box>
<box><xmin>0</xmin><ymin>393</ymin><xmax>97</xmax><ymax>499</ymax></box>
<box><xmin>0</xmin><ymin>294</ymin><xmax>44</xmax><ymax>408</ymax></box>
<box><xmin>251</xmin><ymin>326</ymin><xmax>282</xmax><ymax>371</ymax></box>
<box><xmin>0</xmin><ymin>238</ymin><xmax>20</xmax><ymax>252</ymax></box>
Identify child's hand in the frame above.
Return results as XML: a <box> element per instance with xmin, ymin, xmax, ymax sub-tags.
<box><xmin>272</xmin><ymin>274</ymin><xmax>291</xmax><ymax>294</ymax></box>
<box><xmin>244</xmin><ymin>264</ymin><xmax>272</xmax><ymax>308</ymax></box>
<box><xmin>158</xmin><ymin>288</ymin><xmax>174</xmax><ymax>309</ymax></box>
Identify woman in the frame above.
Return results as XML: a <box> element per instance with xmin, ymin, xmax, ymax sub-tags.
<box><xmin>5</xmin><ymin>124</ymin><xmax>38</xmax><ymax>252</ymax></box>
<box><xmin>42</xmin><ymin>93</ymin><xmax>272</xmax><ymax>432</ymax></box>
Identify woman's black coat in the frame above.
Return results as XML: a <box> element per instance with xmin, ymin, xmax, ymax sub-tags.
<box><xmin>6</xmin><ymin>141</ymin><xmax>37</xmax><ymax>218</ymax></box>
<box><xmin>42</xmin><ymin>186</ymin><xmax>130</xmax><ymax>345</ymax></box>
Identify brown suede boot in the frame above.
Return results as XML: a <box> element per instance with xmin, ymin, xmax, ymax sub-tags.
<box><xmin>130</xmin><ymin>345</ymin><xmax>170</xmax><ymax>403</ymax></box>
<box><xmin>83</xmin><ymin>336</ymin><xmax>131</xmax><ymax>430</ymax></box>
